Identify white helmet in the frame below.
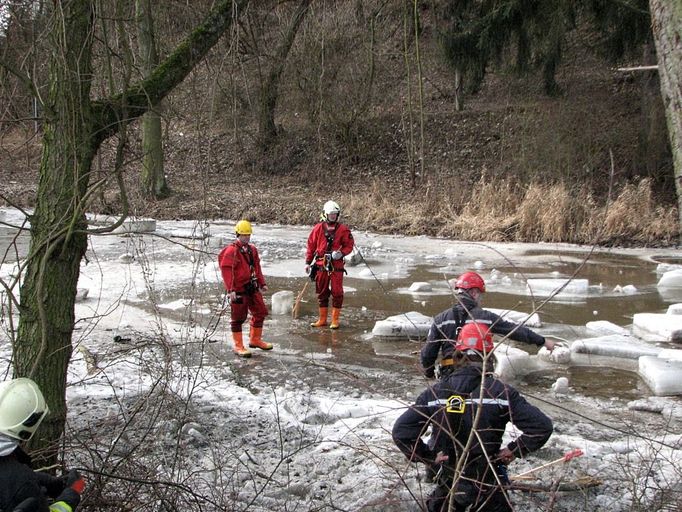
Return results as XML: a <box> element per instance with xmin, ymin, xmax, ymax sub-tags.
<box><xmin>322</xmin><ymin>200</ymin><xmax>341</xmax><ymax>222</ymax></box>
<box><xmin>0</xmin><ymin>378</ymin><xmax>49</xmax><ymax>441</ymax></box>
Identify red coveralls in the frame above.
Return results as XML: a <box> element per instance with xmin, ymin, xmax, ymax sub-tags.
<box><xmin>218</xmin><ymin>240</ymin><xmax>268</xmax><ymax>332</ymax></box>
<box><xmin>305</xmin><ymin>222</ymin><xmax>354</xmax><ymax>308</ymax></box>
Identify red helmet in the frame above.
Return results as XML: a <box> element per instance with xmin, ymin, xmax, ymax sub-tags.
<box><xmin>455</xmin><ymin>322</ymin><xmax>494</xmax><ymax>354</ymax></box>
<box><xmin>454</xmin><ymin>271</ymin><xmax>485</xmax><ymax>292</ymax></box>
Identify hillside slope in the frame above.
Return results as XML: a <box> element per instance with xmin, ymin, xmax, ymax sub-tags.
<box><xmin>0</xmin><ymin>12</ymin><xmax>675</xmax><ymax>245</ymax></box>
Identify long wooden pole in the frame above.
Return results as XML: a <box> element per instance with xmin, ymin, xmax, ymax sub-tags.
<box><xmin>292</xmin><ymin>280</ymin><xmax>309</xmax><ymax>319</ymax></box>
<box><xmin>511</xmin><ymin>448</ymin><xmax>584</xmax><ymax>480</ymax></box>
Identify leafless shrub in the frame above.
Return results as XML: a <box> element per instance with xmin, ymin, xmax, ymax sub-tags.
<box><xmin>288</xmin><ymin>0</ymin><xmax>397</xmax><ymax>157</ymax></box>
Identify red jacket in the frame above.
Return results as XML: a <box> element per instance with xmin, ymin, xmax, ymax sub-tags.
<box><xmin>219</xmin><ymin>240</ymin><xmax>266</xmax><ymax>293</ymax></box>
<box><xmin>305</xmin><ymin>222</ymin><xmax>354</xmax><ymax>270</ymax></box>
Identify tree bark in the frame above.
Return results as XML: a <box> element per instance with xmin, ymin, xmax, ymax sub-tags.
<box><xmin>649</xmin><ymin>0</ymin><xmax>682</xmax><ymax>238</ymax></box>
<box><xmin>15</xmin><ymin>0</ymin><xmax>249</xmax><ymax>457</ymax></box>
<box><xmin>16</xmin><ymin>0</ymin><xmax>96</xmax><ymax>456</ymax></box>
<box><xmin>137</xmin><ymin>0</ymin><xmax>169</xmax><ymax>198</ymax></box>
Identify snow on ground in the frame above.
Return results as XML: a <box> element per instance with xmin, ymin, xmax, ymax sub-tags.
<box><xmin>2</xmin><ymin>209</ymin><xmax>682</xmax><ymax>510</ymax></box>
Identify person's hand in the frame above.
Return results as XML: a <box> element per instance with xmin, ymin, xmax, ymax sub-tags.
<box><xmin>543</xmin><ymin>338</ymin><xmax>556</xmax><ymax>352</ymax></box>
<box><xmin>424</xmin><ymin>367</ymin><xmax>435</xmax><ymax>379</ymax></box>
<box><xmin>65</xmin><ymin>469</ymin><xmax>86</xmax><ymax>494</ymax></box>
<box><xmin>260</xmin><ymin>284</ymin><xmax>268</xmax><ymax>292</ymax></box>
<box><xmin>55</xmin><ymin>470</ymin><xmax>85</xmax><ymax>509</ymax></box>
<box><xmin>497</xmin><ymin>447</ymin><xmax>515</xmax><ymax>465</ymax></box>
<box><xmin>35</xmin><ymin>472</ymin><xmax>65</xmax><ymax>497</ymax></box>
<box><xmin>229</xmin><ymin>291</ymin><xmax>238</xmax><ymax>303</ymax></box>
<box><xmin>331</xmin><ymin>250</ymin><xmax>343</xmax><ymax>260</ymax></box>
<box><xmin>305</xmin><ymin>264</ymin><xmax>310</xmax><ymax>275</ymax></box>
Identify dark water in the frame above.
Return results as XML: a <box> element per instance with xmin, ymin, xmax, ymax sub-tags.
<box><xmin>288</xmin><ymin>255</ymin><xmax>665</xmax><ymax>343</ymax></box>
<box><xmin>254</xmin><ymin>250</ymin><xmax>678</xmax><ymax>402</ymax></box>
<box><xmin>524</xmin><ymin>366</ymin><xmax>647</xmax><ymax>401</ymax></box>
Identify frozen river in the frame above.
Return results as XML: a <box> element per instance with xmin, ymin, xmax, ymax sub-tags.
<box><xmin>2</xmin><ymin>208</ymin><xmax>682</xmax><ymax>511</ymax></box>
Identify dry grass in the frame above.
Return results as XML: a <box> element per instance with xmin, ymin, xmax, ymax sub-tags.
<box><xmin>334</xmin><ymin>176</ymin><xmax>678</xmax><ymax>246</ymax></box>
<box><xmin>517</xmin><ymin>182</ymin><xmax>596</xmax><ymax>243</ymax></box>
<box><xmin>450</xmin><ymin>175</ymin><xmax>520</xmax><ymax>241</ymax></box>
<box><xmin>343</xmin><ymin>180</ymin><xmax>429</xmax><ymax>234</ymax></box>
<box><xmin>598</xmin><ymin>179</ymin><xmax>679</xmax><ymax>244</ymax></box>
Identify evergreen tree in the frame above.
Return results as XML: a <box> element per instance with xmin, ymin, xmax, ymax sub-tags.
<box><xmin>436</xmin><ymin>0</ymin><xmax>650</xmax><ymax>102</ymax></box>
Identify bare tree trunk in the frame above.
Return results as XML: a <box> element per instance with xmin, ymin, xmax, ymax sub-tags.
<box><xmin>2</xmin><ymin>1</ymin><xmax>40</xmax><ymax>123</ymax></box>
<box><xmin>15</xmin><ymin>0</ymin><xmax>96</xmax><ymax>458</ymax></box>
<box><xmin>638</xmin><ymin>41</ymin><xmax>669</xmax><ymax>182</ymax></box>
<box><xmin>258</xmin><ymin>0</ymin><xmax>311</xmax><ymax>148</ymax></box>
<box><xmin>137</xmin><ymin>0</ymin><xmax>169</xmax><ymax>199</ymax></box>
<box><xmin>15</xmin><ymin>0</ymin><xmax>248</xmax><ymax>457</ymax></box>
<box><xmin>649</xmin><ymin>0</ymin><xmax>682</xmax><ymax>238</ymax></box>
<box><xmin>454</xmin><ymin>67</ymin><xmax>463</xmax><ymax>111</ymax></box>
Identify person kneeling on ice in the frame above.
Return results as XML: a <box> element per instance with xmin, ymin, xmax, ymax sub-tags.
<box><xmin>305</xmin><ymin>200</ymin><xmax>354</xmax><ymax>329</ymax></box>
<box><xmin>421</xmin><ymin>271</ymin><xmax>557</xmax><ymax>379</ymax></box>
<box><xmin>0</xmin><ymin>378</ymin><xmax>86</xmax><ymax>512</ymax></box>
<box><xmin>393</xmin><ymin>323</ymin><xmax>553</xmax><ymax>512</ymax></box>
<box><xmin>219</xmin><ymin>220</ymin><xmax>273</xmax><ymax>357</ymax></box>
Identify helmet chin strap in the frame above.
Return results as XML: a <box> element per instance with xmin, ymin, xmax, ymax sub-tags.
<box><xmin>0</xmin><ymin>433</ymin><xmax>19</xmax><ymax>456</ymax></box>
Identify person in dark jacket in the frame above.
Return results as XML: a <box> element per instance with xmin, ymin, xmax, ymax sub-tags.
<box><xmin>0</xmin><ymin>378</ymin><xmax>85</xmax><ymax>512</ymax></box>
<box><xmin>394</xmin><ymin>323</ymin><xmax>553</xmax><ymax>511</ymax></box>
<box><xmin>421</xmin><ymin>271</ymin><xmax>556</xmax><ymax>378</ymax></box>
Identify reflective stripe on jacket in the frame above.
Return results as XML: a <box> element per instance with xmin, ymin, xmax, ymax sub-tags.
<box><xmin>49</xmin><ymin>503</ymin><xmax>72</xmax><ymax>512</ymax></box>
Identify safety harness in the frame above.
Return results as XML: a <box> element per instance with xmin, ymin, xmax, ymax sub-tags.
<box><xmin>429</xmin><ymin>372</ymin><xmax>483</xmax><ymax>484</ymax></box>
<box><xmin>238</xmin><ymin>242</ymin><xmax>259</xmax><ymax>294</ymax></box>
<box><xmin>322</xmin><ymin>225</ymin><xmax>336</xmax><ymax>273</ymax></box>
<box><xmin>311</xmin><ymin>223</ymin><xmax>346</xmax><ymax>275</ymax></box>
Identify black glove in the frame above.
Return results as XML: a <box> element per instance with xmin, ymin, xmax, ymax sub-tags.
<box><xmin>34</xmin><ymin>472</ymin><xmax>66</xmax><ymax>498</ymax></box>
<box><xmin>64</xmin><ymin>469</ymin><xmax>82</xmax><ymax>488</ymax></box>
<box><xmin>424</xmin><ymin>367</ymin><xmax>435</xmax><ymax>379</ymax></box>
<box><xmin>55</xmin><ymin>470</ymin><xmax>85</xmax><ymax>509</ymax></box>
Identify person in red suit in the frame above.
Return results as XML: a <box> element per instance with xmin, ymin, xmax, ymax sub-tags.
<box><xmin>218</xmin><ymin>220</ymin><xmax>273</xmax><ymax>357</ymax></box>
<box><xmin>305</xmin><ymin>201</ymin><xmax>355</xmax><ymax>329</ymax></box>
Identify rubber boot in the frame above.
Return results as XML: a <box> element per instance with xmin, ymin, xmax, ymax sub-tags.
<box><xmin>249</xmin><ymin>326</ymin><xmax>273</xmax><ymax>351</ymax></box>
<box><xmin>232</xmin><ymin>331</ymin><xmax>251</xmax><ymax>358</ymax></box>
<box><xmin>330</xmin><ymin>307</ymin><xmax>341</xmax><ymax>330</ymax></box>
<box><xmin>310</xmin><ymin>307</ymin><xmax>328</xmax><ymax>327</ymax></box>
